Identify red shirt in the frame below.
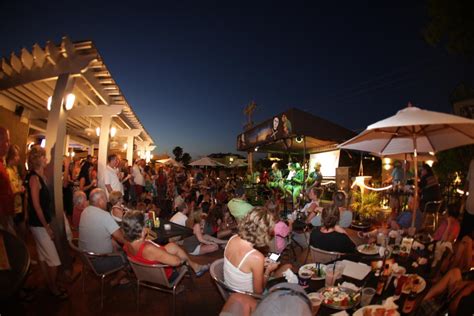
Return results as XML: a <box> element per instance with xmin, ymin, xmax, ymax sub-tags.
<box><xmin>0</xmin><ymin>161</ymin><xmax>14</xmax><ymax>217</ymax></box>
<box><xmin>124</xmin><ymin>241</ymin><xmax>173</xmax><ymax>278</ymax></box>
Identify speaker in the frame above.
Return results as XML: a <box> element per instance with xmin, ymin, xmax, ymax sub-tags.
<box><xmin>336</xmin><ymin>167</ymin><xmax>350</xmax><ymax>193</ymax></box>
<box><xmin>14</xmin><ymin>105</ymin><xmax>24</xmax><ymax>117</ymax></box>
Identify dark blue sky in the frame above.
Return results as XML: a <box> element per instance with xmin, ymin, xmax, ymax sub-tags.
<box><xmin>0</xmin><ymin>1</ymin><xmax>470</xmax><ymax>158</ymax></box>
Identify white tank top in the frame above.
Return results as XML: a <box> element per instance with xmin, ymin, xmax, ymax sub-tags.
<box><xmin>223</xmin><ymin>235</ymin><xmax>256</xmax><ymax>293</ymax></box>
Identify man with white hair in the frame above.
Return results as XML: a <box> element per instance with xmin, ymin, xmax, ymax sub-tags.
<box><xmin>104</xmin><ymin>154</ymin><xmax>123</xmax><ymax>199</ymax></box>
<box><xmin>79</xmin><ymin>188</ymin><xmax>128</xmax><ymax>285</ymax></box>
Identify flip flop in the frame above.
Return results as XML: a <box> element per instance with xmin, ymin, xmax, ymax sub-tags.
<box><xmin>195</xmin><ymin>264</ymin><xmax>210</xmax><ymax>278</ymax></box>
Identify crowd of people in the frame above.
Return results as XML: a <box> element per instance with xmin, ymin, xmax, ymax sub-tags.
<box><xmin>0</xmin><ymin>124</ymin><xmax>473</xmax><ymax>315</ymax></box>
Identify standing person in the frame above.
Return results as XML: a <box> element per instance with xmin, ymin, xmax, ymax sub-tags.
<box><xmin>6</xmin><ymin>144</ymin><xmax>26</xmax><ymax>238</ymax></box>
<box><xmin>79</xmin><ymin>155</ymin><xmax>96</xmax><ymax>198</ymax></box>
<box><xmin>104</xmin><ymin>154</ymin><xmax>123</xmax><ymax>199</ymax></box>
<box><xmin>460</xmin><ymin>159</ymin><xmax>474</xmax><ymax>239</ymax></box>
<box><xmin>25</xmin><ymin>145</ymin><xmax>68</xmax><ymax>299</ymax></box>
<box><xmin>62</xmin><ymin>156</ymin><xmax>74</xmax><ymax>220</ymax></box>
<box><xmin>0</xmin><ymin>127</ymin><xmax>15</xmax><ymax>234</ymax></box>
<box><xmin>132</xmin><ymin>159</ymin><xmax>145</xmax><ymax>200</ymax></box>
<box><xmin>419</xmin><ymin>164</ymin><xmax>442</xmax><ymax>212</ymax></box>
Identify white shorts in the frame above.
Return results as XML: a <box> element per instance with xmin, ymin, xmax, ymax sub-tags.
<box><xmin>189</xmin><ymin>244</ymin><xmax>201</xmax><ymax>256</ymax></box>
<box><xmin>30</xmin><ymin>226</ymin><xmax>61</xmax><ymax>267</ymax></box>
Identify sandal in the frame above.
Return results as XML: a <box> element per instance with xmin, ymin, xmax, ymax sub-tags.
<box><xmin>195</xmin><ymin>264</ymin><xmax>210</xmax><ymax>278</ymax></box>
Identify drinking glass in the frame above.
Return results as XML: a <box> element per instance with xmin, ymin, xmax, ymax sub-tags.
<box><xmin>360</xmin><ymin>287</ymin><xmax>376</xmax><ymax>306</ymax></box>
<box><xmin>325</xmin><ymin>265</ymin><xmax>336</xmax><ymax>287</ymax></box>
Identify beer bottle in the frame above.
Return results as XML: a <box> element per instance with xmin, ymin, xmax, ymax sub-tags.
<box><xmin>376</xmin><ymin>264</ymin><xmax>390</xmax><ymax>295</ymax></box>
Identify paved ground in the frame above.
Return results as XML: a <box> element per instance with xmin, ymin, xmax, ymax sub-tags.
<box><xmin>3</xmin><ymin>237</ymin><xmax>307</xmax><ymax>316</ymax></box>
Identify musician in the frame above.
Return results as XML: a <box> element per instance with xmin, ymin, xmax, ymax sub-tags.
<box><xmin>306</xmin><ymin>162</ymin><xmax>323</xmax><ymax>188</ymax></box>
<box><xmin>284</xmin><ymin>162</ymin><xmax>304</xmax><ymax>206</ymax></box>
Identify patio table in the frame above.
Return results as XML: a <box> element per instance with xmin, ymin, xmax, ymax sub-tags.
<box><xmin>268</xmin><ymin>251</ymin><xmax>431</xmax><ymax>315</ymax></box>
<box><xmin>151</xmin><ymin>219</ymin><xmax>193</xmax><ymax>246</ymax></box>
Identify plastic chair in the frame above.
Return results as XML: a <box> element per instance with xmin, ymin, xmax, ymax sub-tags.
<box><xmin>423</xmin><ymin>200</ymin><xmax>443</xmax><ymax>232</ymax></box>
<box><xmin>309</xmin><ymin>246</ymin><xmax>344</xmax><ymax>264</ymax></box>
<box><xmin>69</xmin><ymin>238</ymin><xmax>127</xmax><ymax>309</ymax></box>
<box><xmin>128</xmin><ymin>256</ymin><xmax>188</xmax><ymax>315</ymax></box>
<box><xmin>209</xmin><ymin>258</ymin><xmax>263</xmax><ymax>301</ymax></box>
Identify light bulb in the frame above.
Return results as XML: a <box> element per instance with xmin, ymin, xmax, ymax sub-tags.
<box><xmin>96</xmin><ymin>127</ymin><xmax>101</xmax><ymax>137</ymax></box>
<box><xmin>47</xmin><ymin>96</ymin><xmax>52</xmax><ymax>111</ymax></box>
<box><xmin>64</xmin><ymin>93</ymin><xmax>75</xmax><ymax>110</ymax></box>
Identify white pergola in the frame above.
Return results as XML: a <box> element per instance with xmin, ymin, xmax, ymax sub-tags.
<box><xmin>0</xmin><ymin>37</ymin><xmax>155</xmax><ymax>265</ymax></box>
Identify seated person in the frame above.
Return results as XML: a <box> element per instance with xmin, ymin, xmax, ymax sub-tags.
<box><xmin>304</xmin><ymin>187</ymin><xmax>321</xmax><ymax>225</ymax></box>
<box><xmin>309</xmin><ymin>191</ymin><xmax>352</xmax><ymax>228</ymax></box>
<box><xmin>72</xmin><ymin>190</ymin><xmax>88</xmax><ymax>230</ymax></box>
<box><xmin>419</xmin><ymin>268</ymin><xmax>474</xmax><ymax>316</ymax></box>
<box><xmin>204</xmin><ymin>204</ymin><xmax>233</xmax><ymax>240</ymax></box>
<box><xmin>108</xmin><ymin>190</ymin><xmax>125</xmax><ymax>223</ymax></box>
<box><xmin>79</xmin><ymin>188</ymin><xmax>128</xmax><ymax>286</ymax></box>
<box><xmin>433</xmin><ymin>203</ymin><xmax>460</xmax><ymax>243</ymax></box>
<box><xmin>223</xmin><ymin>207</ymin><xmax>292</xmax><ymax>294</ymax></box>
<box><xmin>274</xmin><ymin>213</ymin><xmax>294</xmax><ymax>254</ymax></box>
<box><xmin>437</xmin><ymin>234</ymin><xmax>473</xmax><ymax>278</ymax></box>
<box><xmin>220</xmin><ymin>283</ymin><xmax>312</xmax><ymax>316</ymax></box>
<box><xmin>389</xmin><ymin>195</ymin><xmax>423</xmax><ymax>231</ymax></box>
<box><xmin>227</xmin><ymin>185</ymin><xmax>254</xmax><ymax>221</ymax></box>
<box><xmin>170</xmin><ymin>202</ymin><xmax>189</xmax><ymax>227</ymax></box>
<box><xmin>122</xmin><ymin>210</ymin><xmax>209</xmax><ymax>278</ymax></box>
<box><xmin>310</xmin><ymin>205</ymin><xmax>356</xmax><ymax>254</ymax></box>
<box><xmin>182</xmin><ymin>209</ymin><xmax>226</xmax><ymax>255</ymax></box>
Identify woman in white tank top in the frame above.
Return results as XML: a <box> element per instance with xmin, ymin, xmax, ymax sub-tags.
<box><xmin>223</xmin><ymin>207</ymin><xmax>292</xmax><ymax>294</ymax></box>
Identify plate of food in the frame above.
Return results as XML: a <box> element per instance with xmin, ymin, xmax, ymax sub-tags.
<box><xmin>393</xmin><ymin>274</ymin><xmax>426</xmax><ymax>294</ymax></box>
<box><xmin>299</xmin><ymin>263</ymin><xmax>326</xmax><ymax>280</ymax></box>
<box><xmin>353</xmin><ymin>305</ymin><xmax>399</xmax><ymax>316</ymax></box>
<box><xmin>357</xmin><ymin>243</ymin><xmax>380</xmax><ymax>255</ymax></box>
<box><xmin>317</xmin><ymin>286</ymin><xmax>361</xmax><ymax>310</ymax></box>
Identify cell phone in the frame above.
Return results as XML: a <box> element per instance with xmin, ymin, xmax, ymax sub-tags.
<box><xmin>268</xmin><ymin>252</ymin><xmax>281</xmax><ymax>262</ymax></box>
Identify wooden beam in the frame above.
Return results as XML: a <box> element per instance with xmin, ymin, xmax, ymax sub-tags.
<box><xmin>80</xmin><ymin>69</ymin><xmax>112</xmax><ymax>105</ymax></box>
<box><xmin>0</xmin><ymin>54</ymin><xmax>95</xmax><ymax>91</ymax></box>
<box><xmin>67</xmin><ymin>104</ymin><xmax>123</xmax><ymax>118</ymax></box>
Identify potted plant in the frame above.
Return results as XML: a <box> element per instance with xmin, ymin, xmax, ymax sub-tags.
<box><xmin>350</xmin><ymin>189</ymin><xmax>381</xmax><ymax>229</ymax></box>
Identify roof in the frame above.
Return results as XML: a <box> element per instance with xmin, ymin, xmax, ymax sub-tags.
<box><xmin>236</xmin><ymin>108</ymin><xmax>355</xmax><ymax>154</ymax></box>
<box><xmin>0</xmin><ymin>36</ymin><xmax>154</xmax><ymax>146</ymax></box>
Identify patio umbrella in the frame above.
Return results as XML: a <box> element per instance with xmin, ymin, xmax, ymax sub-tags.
<box><xmin>156</xmin><ymin>158</ymin><xmax>183</xmax><ymax>168</ymax></box>
<box><xmin>189</xmin><ymin>157</ymin><xmax>226</xmax><ymax>167</ymax></box>
<box><xmin>339</xmin><ymin>104</ymin><xmax>474</xmax><ymax>226</ymax></box>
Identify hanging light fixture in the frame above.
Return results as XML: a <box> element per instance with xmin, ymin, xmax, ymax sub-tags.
<box><xmin>110</xmin><ymin>126</ymin><xmax>117</xmax><ymax>138</ymax></box>
<box><xmin>96</xmin><ymin>127</ymin><xmax>101</xmax><ymax>137</ymax></box>
<box><xmin>47</xmin><ymin>96</ymin><xmax>52</xmax><ymax>111</ymax></box>
<box><xmin>64</xmin><ymin>93</ymin><xmax>75</xmax><ymax>110</ymax></box>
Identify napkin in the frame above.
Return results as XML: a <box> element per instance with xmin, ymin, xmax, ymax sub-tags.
<box><xmin>341</xmin><ymin>260</ymin><xmax>371</xmax><ymax>280</ymax></box>
<box><xmin>340</xmin><ymin>281</ymin><xmax>360</xmax><ymax>291</ymax></box>
<box><xmin>382</xmin><ymin>296</ymin><xmax>399</xmax><ymax>309</ymax></box>
<box><xmin>282</xmin><ymin>268</ymin><xmax>298</xmax><ymax>284</ymax></box>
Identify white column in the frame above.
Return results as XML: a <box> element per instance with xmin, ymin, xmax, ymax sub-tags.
<box><xmin>127</xmin><ymin>136</ymin><xmax>134</xmax><ymax>165</ymax></box>
<box><xmin>44</xmin><ymin>73</ymin><xmax>75</xmax><ymax>271</ymax></box>
<box><xmin>97</xmin><ymin>115</ymin><xmax>112</xmax><ymax>190</ymax></box>
<box><xmin>64</xmin><ymin>134</ymin><xmax>70</xmax><ymax>155</ymax></box>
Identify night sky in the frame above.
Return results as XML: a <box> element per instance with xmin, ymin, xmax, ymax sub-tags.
<box><xmin>0</xmin><ymin>1</ymin><xmax>470</xmax><ymax>158</ymax></box>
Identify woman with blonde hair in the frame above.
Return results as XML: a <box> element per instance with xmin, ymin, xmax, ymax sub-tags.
<box><xmin>108</xmin><ymin>190</ymin><xmax>125</xmax><ymax>222</ymax></box>
<box><xmin>25</xmin><ymin>145</ymin><xmax>68</xmax><ymax>299</ymax></box>
<box><xmin>224</xmin><ymin>207</ymin><xmax>292</xmax><ymax>294</ymax></box>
